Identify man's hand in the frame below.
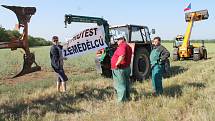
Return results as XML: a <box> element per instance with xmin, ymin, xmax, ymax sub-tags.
<box><xmin>115</xmin><ymin>55</ymin><xmax>125</xmax><ymax>68</ymax></box>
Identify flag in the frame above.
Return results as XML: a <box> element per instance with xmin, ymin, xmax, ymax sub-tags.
<box><xmin>184</xmin><ymin>3</ymin><xmax>191</xmax><ymax>12</ymax></box>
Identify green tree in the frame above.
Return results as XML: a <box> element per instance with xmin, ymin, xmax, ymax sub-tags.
<box><xmin>0</xmin><ymin>26</ymin><xmax>52</xmax><ymax>46</ymax></box>
<box><xmin>0</xmin><ymin>27</ymin><xmax>10</xmax><ymax>42</ymax></box>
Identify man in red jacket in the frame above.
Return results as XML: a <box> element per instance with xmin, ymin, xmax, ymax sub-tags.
<box><xmin>111</xmin><ymin>34</ymin><xmax>132</xmax><ymax>102</ymax></box>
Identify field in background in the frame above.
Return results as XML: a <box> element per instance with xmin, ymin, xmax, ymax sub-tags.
<box><xmin>0</xmin><ymin>43</ymin><xmax>215</xmax><ymax>121</ymax></box>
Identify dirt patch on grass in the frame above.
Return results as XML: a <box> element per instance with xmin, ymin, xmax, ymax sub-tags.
<box><xmin>0</xmin><ymin>69</ymin><xmax>55</xmax><ymax>85</ymax></box>
<box><xmin>0</xmin><ymin>66</ymin><xmax>96</xmax><ymax>85</ymax></box>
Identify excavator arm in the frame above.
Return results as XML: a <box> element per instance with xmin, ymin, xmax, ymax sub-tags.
<box><xmin>0</xmin><ymin>5</ymin><xmax>41</xmax><ymax>78</ymax></box>
<box><xmin>178</xmin><ymin>9</ymin><xmax>209</xmax><ymax>58</ymax></box>
<box><xmin>181</xmin><ymin>10</ymin><xmax>209</xmax><ymax>48</ymax></box>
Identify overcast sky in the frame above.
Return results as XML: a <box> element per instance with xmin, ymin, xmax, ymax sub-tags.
<box><xmin>0</xmin><ymin>0</ymin><xmax>214</xmax><ymax>41</ymax></box>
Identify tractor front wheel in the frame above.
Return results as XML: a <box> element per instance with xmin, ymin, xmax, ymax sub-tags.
<box><xmin>193</xmin><ymin>53</ymin><xmax>201</xmax><ymax>61</ymax></box>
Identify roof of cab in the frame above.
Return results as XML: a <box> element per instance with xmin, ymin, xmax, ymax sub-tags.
<box><xmin>110</xmin><ymin>24</ymin><xmax>148</xmax><ymax>29</ymax></box>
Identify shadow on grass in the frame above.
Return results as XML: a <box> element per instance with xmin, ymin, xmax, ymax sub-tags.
<box><xmin>163</xmin><ymin>82</ymin><xmax>206</xmax><ymax>97</ymax></box>
<box><xmin>0</xmin><ymin>86</ymin><xmax>115</xmax><ymax>120</ymax></box>
<box><xmin>125</xmin><ymin>80</ymin><xmax>206</xmax><ymax>101</ymax></box>
<box><xmin>186</xmin><ymin>82</ymin><xmax>206</xmax><ymax>89</ymax></box>
<box><xmin>138</xmin><ymin>85</ymin><xmax>183</xmax><ymax>99</ymax></box>
<box><xmin>74</xmin><ymin>86</ymin><xmax>114</xmax><ymax>101</ymax></box>
<box><xmin>207</xmin><ymin>57</ymin><xmax>212</xmax><ymax>60</ymax></box>
<box><xmin>164</xmin><ymin>66</ymin><xmax>188</xmax><ymax>78</ymax></box>
<box><xmin>163</xmin><ymin>84</ymin><xmax>183</xmax><ymax>97</ymax></box>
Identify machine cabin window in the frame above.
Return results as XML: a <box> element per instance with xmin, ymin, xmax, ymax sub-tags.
<box><xmin>131</xmin><ymin>27</ymin><xmax>144</xmax><ymax>42</ymax></box>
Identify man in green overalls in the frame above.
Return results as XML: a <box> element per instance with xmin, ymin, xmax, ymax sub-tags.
<box><xmin>150</xmin><ymin>37</ymin><xmax>170</xmax><ymax>95</ymax></box>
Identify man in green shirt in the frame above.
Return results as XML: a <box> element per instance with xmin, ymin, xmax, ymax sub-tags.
<box><xmin>150</xmin><ymin>37</ymin><xmax>170</xmax><ymax>95</ymax></box>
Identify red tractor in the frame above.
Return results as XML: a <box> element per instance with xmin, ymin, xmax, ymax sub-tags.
<box><xmin>64</xmin><ymin>14</ymin><xmax>155</xmax><ymax>80</ymax></box>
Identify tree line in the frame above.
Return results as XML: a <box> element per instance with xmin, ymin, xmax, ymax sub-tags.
<box><xmin>0</xmin><ymin>27</ymin><xmax>52</xmax><ymax>46</ymax></box>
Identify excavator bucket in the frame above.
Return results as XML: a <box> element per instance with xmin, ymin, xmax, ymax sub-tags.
<box><xmin>1</xmin><ymin>5</ymin><xmax>41</xmax><ymax>78</ymax></box>
<box><xmin>185</xmin><ymin>9</ymin><xmax>209</xmax><ymax>22</ymax></box>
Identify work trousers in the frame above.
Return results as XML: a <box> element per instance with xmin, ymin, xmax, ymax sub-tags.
<box><xmin>112</xmin><ymin>67</ymin><xmax>131</xmax><ymax>102</ymax></box>
<box><xmin>151</xmin><ymin>64</ymin><xmax>164</xmax><ymax>95</ymax></box>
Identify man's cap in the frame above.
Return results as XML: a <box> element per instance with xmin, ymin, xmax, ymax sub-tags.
<box><xmin>52</xmin><ymin>36</ymin><xmax>59</xmax><ymax>41</ymax></box>
<box><xmin>114</xmin><ymin>34</ymin><xmax>125</xmax><ymax>41</ymax></box>
<box><xmin>176</xmin><ymin>35</ymin><xmax>184</xmax><ymax>39</ymax></box>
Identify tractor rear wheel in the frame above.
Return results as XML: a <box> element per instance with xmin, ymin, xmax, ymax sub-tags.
<box><xmin>193</xmin><ymin>53</ymin><xmax>201</xmax><ymax>61</ymax></box>
<box><xmin>133</xmin><ymin>48</ymin><xmax>150</xmax><ymax>81</ymax></box>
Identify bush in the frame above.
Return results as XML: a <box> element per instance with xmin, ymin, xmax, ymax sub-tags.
<box><xmin>0</xmin><ymin>27</ymin><xmax>10</xmax><ymax>42</ymax></box>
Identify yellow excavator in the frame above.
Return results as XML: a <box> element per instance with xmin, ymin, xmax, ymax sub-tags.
<box><xmin>173</xmin><ymin>10</ymin><xmax>209</xmax><ymax>61</ymax></box>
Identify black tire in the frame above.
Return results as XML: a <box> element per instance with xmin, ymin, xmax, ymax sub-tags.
<box><xmin>100</xmin><ymin>54</ymin><xmax>112</xmax><ymax>78</ymax></box>
<box><xmin>101</xmin><ymin>67</ymin><xmax>112</xmax><ymax>78</ymax></box>
<box><xmin>203</xmin><ymin>49</ymin><xmax>207</xmax><ymax>60</ymax></box>
<box><xmin>173</xmin><ymin>54</ymin><xmax>179</xmax><ymax>61</ymax></box>
<box><xmin>173</xmin><ymin>48</ymin><xmax>179</xmax><ymax>61</ymax></box>
<box><xmin>133</xmin><ymin>48</ymin><xmax>150</xmax><ymax>81</ymax></box>
<box><xmin>193</xmin><ymin>53</ymin><xmax>201</xmax><ymax>61</ymax></box>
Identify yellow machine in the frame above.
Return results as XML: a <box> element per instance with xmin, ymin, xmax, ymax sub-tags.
<box><xmin>173</xmin><ymin>10</ymin><xmax>209</xmax><ymax>61</ymax></box>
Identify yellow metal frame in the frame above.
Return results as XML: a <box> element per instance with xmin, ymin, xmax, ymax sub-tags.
<box><xmin>178</xmin><ymin>10</ymin><xmax>208</xmax><ymax>58</ymax></box>
<box><xmin>179</xmin><ymin>13</ymin><xmax>195</xmax><ymax>58</ymax></box>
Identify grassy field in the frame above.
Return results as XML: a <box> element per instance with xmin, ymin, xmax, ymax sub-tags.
<box><xmin>0</xmin><ymin>43</ymin><xmax>215</xmax><ymax>121</ymax></box>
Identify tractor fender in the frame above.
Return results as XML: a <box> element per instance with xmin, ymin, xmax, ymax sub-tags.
<box><xmin>193</xmin><ymin>48</ymin><xmax>200</xmax><ymax>54</ymax></box>
<box><xmin>173</xmin><ymin>48</ymin><xmax>179</xmax><ymax>55</ymax></box>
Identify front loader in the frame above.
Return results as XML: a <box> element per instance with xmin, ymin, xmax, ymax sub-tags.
<box><xmin>64</xmin><ymin>14</ymin><xmax>155</xmax><ymax>80</ymax></box>
<box><xmin>0</xmin><ymin>5</ymin><xmax>41</xmax><ymax>78</ymax></box>
<box><xmin>173</xmin><ymin>10</ymin><xmax>209</xmax><ymax>61</ymax></box>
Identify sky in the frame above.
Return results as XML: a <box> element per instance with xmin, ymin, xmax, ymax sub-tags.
<box><xmin>0</xmin><ymin>0</ymin><xmax>214</xmax><ymax>42</ymax></box>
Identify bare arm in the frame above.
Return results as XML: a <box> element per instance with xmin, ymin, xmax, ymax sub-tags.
<box><xmin>115</xmin><ymin>55</ymin><xmax>125</xmax><ymax>67</ymax></box>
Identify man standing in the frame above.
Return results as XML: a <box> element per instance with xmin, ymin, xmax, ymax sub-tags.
<box><xmin>50</xmin><ymin>36</ymin><xmax>68</xmax><ymax>92</ymax></box>
<box><xmin>150</xmin><ymin>37</ymin><xmax>170</xmax><ymax>95</ymax></box>
<box><xmin>111</xmin><ymin>34</ymin><xmax>132</xmax><ymax>102</ymax></box>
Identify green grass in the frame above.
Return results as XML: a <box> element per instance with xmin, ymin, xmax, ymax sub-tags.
<box><xmin>0</xmin><ymin>43</ymin><xmax>215</xmax><ymax>121</ymax></box>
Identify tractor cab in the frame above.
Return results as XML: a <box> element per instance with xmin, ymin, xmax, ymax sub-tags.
<box><xmin>109</xmin><ymin>24</ymin><xmax>152</xmax><ymax>45</ymax></box>
<box><xmin>96</xmin><ymin>25</ymin><xmax>154</xmax><ymax>80</ymax></box>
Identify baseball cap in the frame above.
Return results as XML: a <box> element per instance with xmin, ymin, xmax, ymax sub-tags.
<box><xmin>114</xmin><ymin>34</ymin><xmax>125</xmax><ymax>41</ymax></box>
<box><xmin>52</xmin><ymin>36</ymin><xmax>59</xmax><ymax>41</ymax></box>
